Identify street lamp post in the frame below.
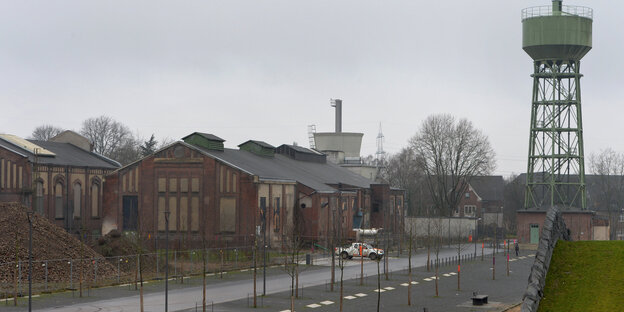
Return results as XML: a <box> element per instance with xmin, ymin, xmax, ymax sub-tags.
<box><xmin>164</xmin><ymin>210</ymin><xmax>170</xmax><ymax>312</ymax></box>
<box><xmin>27</xmin><ymin>211</ymin><xmax>33</xmax><ymax>312</ymax></box>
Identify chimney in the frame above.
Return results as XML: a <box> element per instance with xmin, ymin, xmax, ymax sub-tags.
<box><xmin>331</xmin><ymin>99</ymin><xmax>342</xmax><ymax>133</ymax></box>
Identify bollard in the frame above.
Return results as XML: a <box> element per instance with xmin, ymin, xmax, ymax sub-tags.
<box><xmin>174</xmin><ymin>251</ymin><xmax>177</xmax><ymax>279</ymax></box>
<box><xmin>156</xmin><ymin>251</ymin><xmax>159</xmax><ymax>279</ymax></box>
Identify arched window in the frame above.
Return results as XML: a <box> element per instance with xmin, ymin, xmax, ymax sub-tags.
<box><xmin>35</xmin><ymin>181</ymin><xmax>44</xmax><ymax>215</ymax></box>
<box><xmin>91</xmin><ymin>183</ymin><xmax>100</xmax><ymax>218</ymax></box>
<box><xmin>73</xmin><ymin>183</ymin><xmax>81</xmax><ymax>218</ymax></box>
<box><xmin>55</xmin><ymin>182</ymin><xmax>64</xmax><ymax>219</ymax></box>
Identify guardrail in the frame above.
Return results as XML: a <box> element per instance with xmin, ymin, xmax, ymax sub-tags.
<box><xmin>522</xmin><ymin>5</ymin><xmax>593</xmax><ymax>20</ymax></box>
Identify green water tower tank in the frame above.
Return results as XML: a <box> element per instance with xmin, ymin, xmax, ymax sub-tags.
<box><xmin>522</xmin><ymin>0</ymin><xmax>592</xmax><ymax>60</ymax></box>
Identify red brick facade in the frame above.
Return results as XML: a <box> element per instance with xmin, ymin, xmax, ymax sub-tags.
<box><xmin>517</xmin><ymin>210</ymin><xmax>594</xmax><ymax>243</ymax></box>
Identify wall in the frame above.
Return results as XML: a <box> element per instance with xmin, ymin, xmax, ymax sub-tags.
<box><xmin>404</xmin><ymin>217</ymin><xmax>476</xmax><ymax>239</ymax></box>
<box><xmin>521</xmin><ymin>207</ymin><xmax>570</xmax><ymax>312</ymax></box>
<box><xmin>517</xmin><ymin>210</ymin><xmax>594</xmax><ymax>244</ymax></box>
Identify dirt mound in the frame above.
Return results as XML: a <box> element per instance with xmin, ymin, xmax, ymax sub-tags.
<box><xmin>91</xmin><ymin>229</ymin><xmax>141</xmax><ymax>257</ymax></box>
<box><xmin>0</xmin><ymin>202</ymin><xmax>117</xmax><ymax>289</ymax></box>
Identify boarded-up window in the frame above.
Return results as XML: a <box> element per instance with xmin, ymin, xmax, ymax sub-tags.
<box><xmin>135</xmin><ymin>168</ymin><xmax>139</xmax><ymax>193</ymax></box>
<box><xmin>91</xmin><ymin>184</ymin><xmax>99</xmax><ymax>218</ymax></box>
<box><xmin>226</xmin><ymin>170</ymin><xmax>230</xmax><ymax>193</ymax></box>
<box><xmin>191</xmin><ymin>196</ymin><xmax>199</xmax><ymax>231</ymax></box>
<box><xmin>180</xmin><ymin>178</ymin><xmax>188</xmax><ymax>193</ymax></box>
<box><xmin>219</xmin><ymin>197</ymin><xmax>236</xmax><ymax>232</ymax></box>
<box><xmin>273</xmin><ymin>197</ymin><xmax>280</xmax><ymax>232</ymax></box>
<box><xmin>179</xmin><ymin>196</ymin><xmax>188</xmax><ymax>231</ymax></box>
<box><xmin>12</xmin><ymin>163</ymin><xmax>16</xmax><ymax>188</ymax></box>
<box><xmin>169</xmin><ymin>197</ymin><xmax>177</xmax><ymax>231</ymax></box>
<box><xmin>35</xmin><ymin>181</ymin><xmax>44</xmax><ymax>215</ymax></box>
<box><xmin>122</xmin><ymin>174</ymin><xmax>127</xmax><ymax>192</ymax></box>
<box><xmin>73</xmin><ymin>183</ymin><xmax>81</xmax><ymax>218</ymax></box>
<box><xmin>7</xmin><ymin>160</ymin><xmax>11</xmax><ymax>189</ymax></box>
<box><xmin>169</xmin><ymin>178</ymin><xmax>177</xmax><ymax>193</ymax></box>
<box><xmin>232</xmin><ymin>173</ymin><xmax>237</xmax><ymax>193</ymax></box>
<box><xmin>55</xmin><ymin>183</ymin><xmax>63</xmax><ymax>219</ymax></box>
<box><xmin>158</xmin><ymin>178</ymin><xmax>166</xmax><ymax>193</ymax></box>
<box><xmin>158</xmin><ymin>196</ymin><xmax>166</xmax><ymax>231</ymax></box>
<box><xmin>220</xmin><ymin>166</ymin><xmax>225</xmax><ymax>192</ymax></box>
<box><xmin>191</xmin><ymin>178</ymin><xmax>199</xmax><ymax>193</ymax></box>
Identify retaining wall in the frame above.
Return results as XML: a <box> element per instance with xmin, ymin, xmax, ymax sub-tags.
<box><xmin>521</xmin><ymin>207</ymin><xmax>570</xmax><ymax>312</ymax></box>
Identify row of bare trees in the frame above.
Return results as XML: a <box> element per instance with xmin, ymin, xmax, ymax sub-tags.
<box><xmin>31</xmin><ymin>116</ymin><xmax>173</xmax><ymax>165</ymax></box>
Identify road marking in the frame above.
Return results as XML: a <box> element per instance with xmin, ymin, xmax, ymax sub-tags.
<box><xmin>280</xmin><ymin>309</ymin><xmax>292</xmax><ymax>312</ymax></box>
<box><xmin>384</xmin><ymin>286</ymin><xmax>395</xmax><ymax>290</ymax></box>
<box><xmin>374</xmin><ymin>289</ymin><xmax>386</xmax><ymax>292</ymax></box>
<box><xmin>411</xmin><ymin>281</ymin><xmax>419</xmax><ymax>285</ymax></box>
<box><xmin>423</xmin><ymin>278</ymin><xmax>432</xmax><ymax>281</ymax></box>
<box><xmin>240</xmin><ymin>269</ymin><xmax>249</xmax><ymax>272</ymax></box>
<box><xmin>355</xmin><ymin>293</ymin><xmax>368</xmax><ymax>297</ymax></box>
<box><xmin>443</xmin><ymin>274</ymin><xmax>451</xmax><ymax>277</ymax></box>
<box><xmin>306</xmin><ymin>303</ymin><xmax>322</xmax><ymax>308</ymax></box>
<box><xmin>344</xmin><ymin>295</ymin><xmax>357</xmax><ymax>300</ymax></box>
<box><xmin>528</xmin><ymin>254</ymin><xmax>535</xmax><ymax>257</ymax></box>
<box><xmin>400</xmin><ymin>283</ymin><xmax>409</xmax><ymax>286</ymax></box>
<box><xmin>449</xmin><ymin>272</ymin><xmax>457</xmax><ymax>276</ymax></box>
<box><xmin>320</xmin><ymin>300</ymin><xmax>334</xmax><ymax>305</ymax></box>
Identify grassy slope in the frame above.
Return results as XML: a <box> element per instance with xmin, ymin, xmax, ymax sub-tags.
<box><xmin>538</xmin><ymin>241</ymin><xmax>624</xmax><ymax>312</ymax></box>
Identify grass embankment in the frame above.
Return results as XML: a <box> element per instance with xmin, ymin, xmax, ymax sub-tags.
<box><xmin>538</xmin><ymin>241</ymin><xmax>624</xmax><ymax>312</ymax></box>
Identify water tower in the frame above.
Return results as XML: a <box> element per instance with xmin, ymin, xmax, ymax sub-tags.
<box><xmin>522</xmin><ymin>0</ymin><xmax>593</xmax><ymax>210</ymax></box>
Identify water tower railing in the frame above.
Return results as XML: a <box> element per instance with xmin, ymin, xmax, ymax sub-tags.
<box><xmin>522</xmin><ymin>5</ymin><xmax>593</xmax><ymax>20</ymax></box>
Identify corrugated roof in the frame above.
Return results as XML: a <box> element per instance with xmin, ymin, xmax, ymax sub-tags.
<box><xmin>0</xmin><ymin>137</ymin><xmax>120</xmax><ymax>169</ymax></box>
<box><xmin>198</xmin><ymin>146</ymin><xmax>375</xmax><ymax>192</ymax></box>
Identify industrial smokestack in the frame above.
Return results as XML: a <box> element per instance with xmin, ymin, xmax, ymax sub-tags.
<box><xmin>331</xmin><ymin>99</ymin><xmax>342</xmax><ymax>133</ymax></box>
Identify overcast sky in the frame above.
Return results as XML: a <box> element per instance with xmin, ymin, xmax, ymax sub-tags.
<box><xmin>1</xmin><ymin>1</ymin><xmax>622</xmax><ymax>177</ymax></box>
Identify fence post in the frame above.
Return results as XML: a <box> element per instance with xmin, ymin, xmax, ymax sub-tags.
<box><xmin>235</xmin><ymin>249</ymin><xmax>238</xmax><ymax>269</ymax></box>
<box><xmin>156</xmin><ymin>251</ymin><xmax>159</xmax><ymax>279</ymax></box>
<box><xmin>18</xmin><ymin>260</ymin><xmax>21</xmax><ymax>295</ymax></box>
<box><xmin>70</xmin><ymin>259</ymin><xmax>73</xmax><ymax>290</ymax></box>
<box><xmin>44</xmin><ymin>261</ymin><xmax>48</xmax><ymax>292</ymax></box>
<box><xmin>94</xmin><ymin>258</ymin><xmax>98</xmax><ymax>284</ymax></box>
<box><xmin>174</xmin><ymin>251</ymin><xmax>177</xmax><ymax>279</ymax></box>
<box><xmin>117</xmin><ymin>257</ymin><xmax>121</xmax><ymax>284</ymax></box>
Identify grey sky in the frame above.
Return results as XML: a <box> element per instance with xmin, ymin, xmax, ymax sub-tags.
<box><xmin>1</xmin><ymin>1</ymin><xmax>622</xmax><ymax>176</ymax></box>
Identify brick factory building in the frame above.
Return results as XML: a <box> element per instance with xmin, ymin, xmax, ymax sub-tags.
<box><xmin>103</xmin><ymin>132</ymin><xmax>404</xmax><ymax>248</ymax></box>
<box><xmin>0</xmin><ymin>131</ymin><xmax>120</xmax><ymax>235</ymax></box>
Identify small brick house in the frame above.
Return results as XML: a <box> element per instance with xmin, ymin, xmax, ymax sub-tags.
<box><xmin>103</xmin><ymin>133</ymin><xmax>404</xmax><ymax>248</ymax></box>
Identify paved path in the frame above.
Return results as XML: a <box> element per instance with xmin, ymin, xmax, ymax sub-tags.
<box><xmin>4</xmin><ymin>246</ymin><xmax>501</xmax><ymax>312</ymax></box>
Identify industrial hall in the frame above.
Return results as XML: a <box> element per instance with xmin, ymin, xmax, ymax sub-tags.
<box><xmin>103</xmin><ymin>132</ymin><xmax>405</xmax><ymax>248</ymax></box>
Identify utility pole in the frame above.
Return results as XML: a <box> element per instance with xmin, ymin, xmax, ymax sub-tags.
<box><xmin>261</xmin><ymin>198</ymin><xmax>267</xmax><ymax>296</ymax></box>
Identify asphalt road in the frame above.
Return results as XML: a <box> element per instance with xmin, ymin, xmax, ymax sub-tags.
<box><xmin>3</xmin><ymin>245</ymin><xmax>503</xmax><ymax>312</ymax></box>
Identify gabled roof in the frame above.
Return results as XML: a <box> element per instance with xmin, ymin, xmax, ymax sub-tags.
<box><xmin>0</xmin><ymin>136</ymin><xmax>120</xmax><ymax>168</ymax></box>
<box><xmin>238</xmin><ymin>140</ymin><xmax>274</xmax><ymax>149</ymax></box>
<box><xmin>181</xmin><ymin>132</ymin><xmax>224</xmax><ymax>142</ymax></box>
<box><xmin>469</xmin><ymin>176</ymin><xmax>504</xmax><ymax>201</ymax></box>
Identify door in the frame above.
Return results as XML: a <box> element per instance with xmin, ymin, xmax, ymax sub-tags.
<box><xmin>530</xmin><ymin>224</ymin><xmax>539</xmax><ymax>244</ymax></box>
<box><xmin>123</xmin><ymin>196</ymin><xmax>138</xmax><ymax>231</ymax></box>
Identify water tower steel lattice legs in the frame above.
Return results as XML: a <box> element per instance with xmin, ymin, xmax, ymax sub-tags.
<box><xmin>525</xmin><ymin>59</ymin><xmax>586</xmax><ymax>209</ymax></box>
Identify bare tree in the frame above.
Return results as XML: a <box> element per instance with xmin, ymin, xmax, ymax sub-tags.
<box><xmin>282</xmin><ymin>199</ymin><xmax>307</xmax><ymax>311</ymax></box>
<box><xmin>410</xmin><ymin>114</ymin><xmax>495</xmax><ymax>293</ymax></box>
<box><xmin>383</xmin><ymin>147</ymin><xmax>424</xmax><ymax>215</ymax></box>
<box><xmin>80</xmin><ymin>116</ymin><xmax>139</xmax><ymax>164</ymax></box>
<box><xmin>503</xmin><ymin>174</ymin><xmax>524</xmax><ymax>234</ymax></box>
<box><xmin>588</xmin><ymin>148</ymin><xmax>624</xmax><ymax>239</ymax></box>
<box><xmin>31</xmin><ymin>124</ymin><xmax>64</xmax><ymax>141</ymax></box>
